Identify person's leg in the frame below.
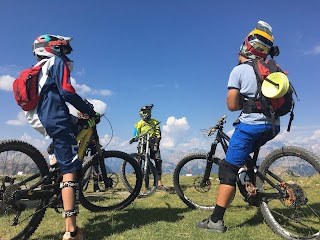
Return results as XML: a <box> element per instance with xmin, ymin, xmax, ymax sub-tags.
<box><xmin>149</xmin><ymin>141</ymin><xmax>164</xmax><ymax>187</ymax></box>
<box><xmin>53</xmin><ymin>131</ymin><xmax>83</xmax><ymax>239</ymax></box>
<box><xmin>197</xmin><ymin>123</ymin><xmax>256</xmax><ymax>232</ymax></box>
<box><xmin>154</xmin><ymin>150</ymin><xmax>165</xmax><ymax>188</ymax></box>
<box><xmin>62</xmin><ymin>172</ymin><xmax>78</xmax><ymax>233</ymax></box>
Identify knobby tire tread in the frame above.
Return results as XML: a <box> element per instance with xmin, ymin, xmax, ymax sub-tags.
<box><xmin>0</xmin><ymin>140</ymin><xmax>49</xmax><ymax>240</ymax></box>
<box><xmin>258</xmin><ymin>146</ymin><xmax>320</xmax><ymax>240</ymax></box>
<box><xmin>173</xmin><ymin>152</ymin><xmax>216</xmax><ymax>210</ymax></box>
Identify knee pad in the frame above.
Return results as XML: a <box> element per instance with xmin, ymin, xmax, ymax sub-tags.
<box><xmin>63</xmin><ymin>208</ymin><xmax>79</xmax><ymax>218</ymax></box>
<box><xmin>218</xmin><ymin>160</ymin><xmax>239</xmax><ymax>187</ymax></box>
<box><xmin>61</xmin><ymin>181</ymin><xmax>79</xmax><ymax>218</ymax></box>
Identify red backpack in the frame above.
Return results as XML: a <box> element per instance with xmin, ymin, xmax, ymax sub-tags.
<box><xmin>13</xmin><ymin>62</ymin><xmax>45</xmax><ymax>111</ymax></box>
<box><xmin>243</xmin><ymin>59</ymin><xmax>297</xmax><ymax>135</ymax></box>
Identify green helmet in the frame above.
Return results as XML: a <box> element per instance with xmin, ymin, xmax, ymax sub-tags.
<box><xmin>139</xmin><ymin>104</ymin><xmax>154</xmax><ymax>121</ymax></box>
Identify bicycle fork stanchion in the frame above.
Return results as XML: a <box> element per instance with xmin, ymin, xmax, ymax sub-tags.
<box><xmin>77</xmin><ymin>128</ymin><xmax>93</xmax><ymax>160</ymax></box>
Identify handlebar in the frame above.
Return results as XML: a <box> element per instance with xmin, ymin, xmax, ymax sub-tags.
<box><xmin>129</xmin><ymin>121</ymin><xmax>161</xmax><ymax>144</ymax></box>
<box><xmin>207</xmin><ymin>115</ymin><xmax>227</xmax><ymax>136</ymax></box>
<box><xmin>137</xmin><ymin>121</ymin><xmax>161</xmax><ymax>139</ymax></box>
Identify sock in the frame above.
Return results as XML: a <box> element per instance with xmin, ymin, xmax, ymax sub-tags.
<box><xmin>210</xmin><ymin>205</ymin><xmax>226</xmax><ymax>223</ymax></box>
<box><xmin>70</xmin><ymin>227</ymin><xmax>78</xmax><ymax>237</ymax></box>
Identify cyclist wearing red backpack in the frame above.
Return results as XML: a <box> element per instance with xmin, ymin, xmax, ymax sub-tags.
<box><xmin>26</xmin><ymin>34</ymin><xmax>100</xmax><ymax>240</ymax></box>
<box><xmin>197</xmin><ymin>21</ymin><xmax>282</xmax><ymax>232</ymax></box>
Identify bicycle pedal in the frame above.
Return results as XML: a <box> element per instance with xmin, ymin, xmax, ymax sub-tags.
<box><xmin>245</xmin><ymin>182</ymin><xmax>258</xmax><ymax>196</ymax></box>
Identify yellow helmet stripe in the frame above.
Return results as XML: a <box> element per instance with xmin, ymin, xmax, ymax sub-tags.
<box><xmin>248</xmin><ymin>29</ymin><xmax>274</xmax><ymax>42</ymax></box>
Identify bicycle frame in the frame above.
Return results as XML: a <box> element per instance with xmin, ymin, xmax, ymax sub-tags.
<box><xmin>136</xmin><ymin>121</ymin><xmax>161</xmax><ymax>173</ymax></box>
<box><xmin>12</xmin><ymin>124</ymin><xmax>103</xmax><ymax>207</ymax></box>
<box><xmin>202</xmin><ymin>116</ymin><xmax>288</xmax><ymax>200</ymax></box>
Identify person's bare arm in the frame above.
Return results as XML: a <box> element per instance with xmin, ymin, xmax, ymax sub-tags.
<box><xmin>227</xmin><ymin>88</ymin><xmax>243</xmax><ymax>111</ymax></box>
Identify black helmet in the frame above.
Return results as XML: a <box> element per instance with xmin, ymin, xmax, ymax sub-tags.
<box><xmin>139</xmin><ymin>104</ymin><xmax>154</xmax><ymax>121</ymax></box>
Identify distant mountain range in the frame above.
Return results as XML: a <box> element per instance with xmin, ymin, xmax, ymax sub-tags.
<box><xmin>160</xmin><ymin>139</ymin><xmax>320</xmax><ymax>174</ymax></box>
<box><xmin>37</xmin><ymin>139</ymin><xmax>319</xmax><ymax>175</ymax></box>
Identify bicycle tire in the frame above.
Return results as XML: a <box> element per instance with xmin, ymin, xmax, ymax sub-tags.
<box><xmin>80</xmin><ymin>150</ymin><xmax>142</xmax><ymax>212</ymax></box>
<box><xmin>173</xmin><ymin>152</ymin><xmax>221</xmax><ymax>210</ymax></box>
<box><xmin>257</xmin><ymin>146</ymin><xmax>320</xmax><ymax>240</ymax></box>
<box><xmin>121</xmin><ymin>153</ymin><xmax>158</xmax><ymax>197</ymax></box>
<box><xmin>0</xmin><ymin>140</ymin><xmax>49</xmax><ymax>240</ymax></box>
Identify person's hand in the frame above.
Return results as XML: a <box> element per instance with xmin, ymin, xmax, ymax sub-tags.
<box><xmin>78</xmin><ymin>118</ymin><xmax>96</xmax><ymax>129</ymax></box>
<box><xmin>129</xmin><ymin>137</ymin><xmax>138</xmax><ymax>144</ymax></box>
<box><xmin>94</xmin><ymin>112</ymin><xmax>101</xmax><ymax>124</ymax></box>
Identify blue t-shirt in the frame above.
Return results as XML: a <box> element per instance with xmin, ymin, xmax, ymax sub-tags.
<box><xmin>227</xmin><ymin>62</ymin><xmax>280</xmax><ymax>125</ymax></box>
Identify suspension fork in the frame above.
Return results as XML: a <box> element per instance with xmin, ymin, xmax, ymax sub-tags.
<box><xmin>202</xmin><ymin>139</ymin><xmax>219</xmax><ymax>183</ymax></box>
<box><xmin>143</xmin><ymin>134</ymin><xmax>150</xmax><ymax>175</ymax></box>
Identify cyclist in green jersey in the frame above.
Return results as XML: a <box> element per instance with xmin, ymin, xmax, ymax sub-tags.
<box><xmin>130</xmin><ymin>104</ymin><xmax>167</xmax><ymax>190</ymax></box>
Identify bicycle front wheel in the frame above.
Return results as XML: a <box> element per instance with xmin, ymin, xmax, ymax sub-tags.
<box><xmin>122</xmin><ymin>153</ymin><xmax>158</xmax><ymax>197</ymax></box>
<box><xmin>173</xmin><ymin>153</ymin><xmax>220</xmax><ymax>210</ymax></box>
<box><xmin>258</xmin><ymin>146</ymin><xmax>320</xmax><ymax>240</ymax></box>
<box><xmin>80</xmin><ymin>150</ymin><xmax>143</xmax><ymax>212</ymax></box>
<box><xmin>0</xmin><ymin>140</ymin><xmax>49</xmax><ymax>240</ymax></box>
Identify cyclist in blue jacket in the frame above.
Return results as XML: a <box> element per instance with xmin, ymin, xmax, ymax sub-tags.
<box><xmin>26</xmin><ymin>34</ymin><xmax>100</xmax><ymax>240</ymax></box>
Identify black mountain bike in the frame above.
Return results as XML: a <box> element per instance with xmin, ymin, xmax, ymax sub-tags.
<box><xmin>0</xmin><ymin>115</ymin><xmax>143</xmax><ymax>240</ymax></box>
<box><xmin>173</xmin><ymin>115</ymin><xmax>320</xmax><ymax>240</ymax></box>
<box><xmin>121</xmin><ymin>122</ymin><xmax>160</xmax><ymax>197</ymax></box>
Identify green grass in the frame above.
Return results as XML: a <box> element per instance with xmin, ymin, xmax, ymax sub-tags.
<box><xmin>0</xmin><ymin>175</ymin><xmax>286</xmax><ymax>240</ymax></box>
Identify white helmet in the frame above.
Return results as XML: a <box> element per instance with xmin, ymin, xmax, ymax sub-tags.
<box><xmin>32</xmin><ymin>34</ymin><xmax>73</xmax><ymax>60</ymax></box>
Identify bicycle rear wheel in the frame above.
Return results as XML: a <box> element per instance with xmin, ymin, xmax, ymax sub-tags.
<box><xmin>80</xmin><ymin>150</ymin><xmax>142</xmax><ymax>212</ymax></box>
<box><xmin>0</xmin><ymin>140</ymin><xmax>49</xmax><ymax>240</ymax></box>
<box><xmin>258</xmin><ymin>146</ymin><xmax>320</xmax><ymax>240</ymax></box>
<box><xmin>121</xmin><ymin>153</ymin><xmax>158</xmax><ymax>197</ymax></box>
<box><xmin>173</xmin><ymin>153</ymin><xmax>220</xmax><ymax>210</ymax></box>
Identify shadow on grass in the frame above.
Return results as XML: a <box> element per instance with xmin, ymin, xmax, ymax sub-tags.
<box><xmin>228</xmin><ymin>207</ymin><xmax>264</xmax><ymax>230</ymax></box>
<box><xmin>36</xmin><ymin>206</ymin><xmax>191</xmax><ymax>240</ymax></box>
<box><xmin>83</xmin><ymin>206</ymin><xmax>191</xmax><ymax>239</ymax></box>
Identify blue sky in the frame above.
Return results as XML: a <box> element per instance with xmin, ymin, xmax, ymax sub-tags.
<box><xmin>0</xmin><ymin>1</ymin><xmax>319</xmax><ymax>154</ymax></box>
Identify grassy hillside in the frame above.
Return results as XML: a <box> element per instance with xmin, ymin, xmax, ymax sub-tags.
<box><xmin>4</xmin><ymin>174</ymin><xmax>284</xmax><ymax>240</ymax></box>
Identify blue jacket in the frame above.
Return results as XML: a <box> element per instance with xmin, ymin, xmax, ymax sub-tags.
<box><xmin>26</xmin><ymin>56</ymin><xmax>95</xmax><ymax>137</ymax></box>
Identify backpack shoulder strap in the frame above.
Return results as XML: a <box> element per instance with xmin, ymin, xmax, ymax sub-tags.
<box><xmin>243</xmin><ymin>60</ymin><xmax>262</xmax><ymax>97</ymax></box>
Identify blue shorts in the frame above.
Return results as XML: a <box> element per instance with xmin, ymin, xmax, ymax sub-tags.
<box><xmin>225</xmin><ymin>122</ymin><xmax>280</xmax><ymax>166</ymax></box>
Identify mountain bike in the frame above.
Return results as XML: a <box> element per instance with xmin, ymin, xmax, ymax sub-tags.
<box><xmin>173</xmin><ymin>115</ymin><xmax>320</xmax><ymax>240</ymax></box>
<box><xmin>0</xmin><ymin>115</ymin><xmax>143</xmax><ymax>240</ymax></box>
<box><xmin>121</xmin><ymin>122</ymin><xmax>161</xmax><ymax>197</ymax></box>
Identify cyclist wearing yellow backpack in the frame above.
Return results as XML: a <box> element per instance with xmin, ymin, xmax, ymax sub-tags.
<box><xmin>197</xmin><ymin>21</ymin><xmax>284</xmax><ymax>233</ymax></box>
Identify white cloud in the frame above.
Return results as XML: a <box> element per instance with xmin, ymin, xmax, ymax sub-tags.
<box><xmin>71</xmin><ymin>77</ymin><xmax>113</xmax><ymax>96</ymax></box>
<box><xmin>304</xmin><ymin>45</ymin><xmax>320</xmax><ymax>55</ymax></box>
<box><xmin>310</xmin><ymin>129</ymin><xmax>320</xmax><ymax>140</ymax></box>
<box><xmin>270</xmin><ymin>125</ymin><xmax>320</xmax><ymax>145</ymax></box>
<box><xmin>68</xmin><ymin>98</ymin><xmax>108</xmax><ymax>116</ymax></box>
<box><xmin>76</xmin><ymin>68</ymin><xmax>86</xmax><ymax>76</ymax></box>
<box><xmin>0</xmin><ymin>75</ymin><xmax>15</xmax><ymax>91</ymax></box>
<box><xmin>20</xmin><ymin>133</ymin><xmax>48</xmax><ymax>150</ymax></box>
<box><xmin>161</xmin><ymin>116</ymin><xmax>190</xmax><ymax>148</ymax></box>
<box><xmin>6</xmin><ymin>111</ymin><xmax>28</xmax><ymax>126</ymax></box>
